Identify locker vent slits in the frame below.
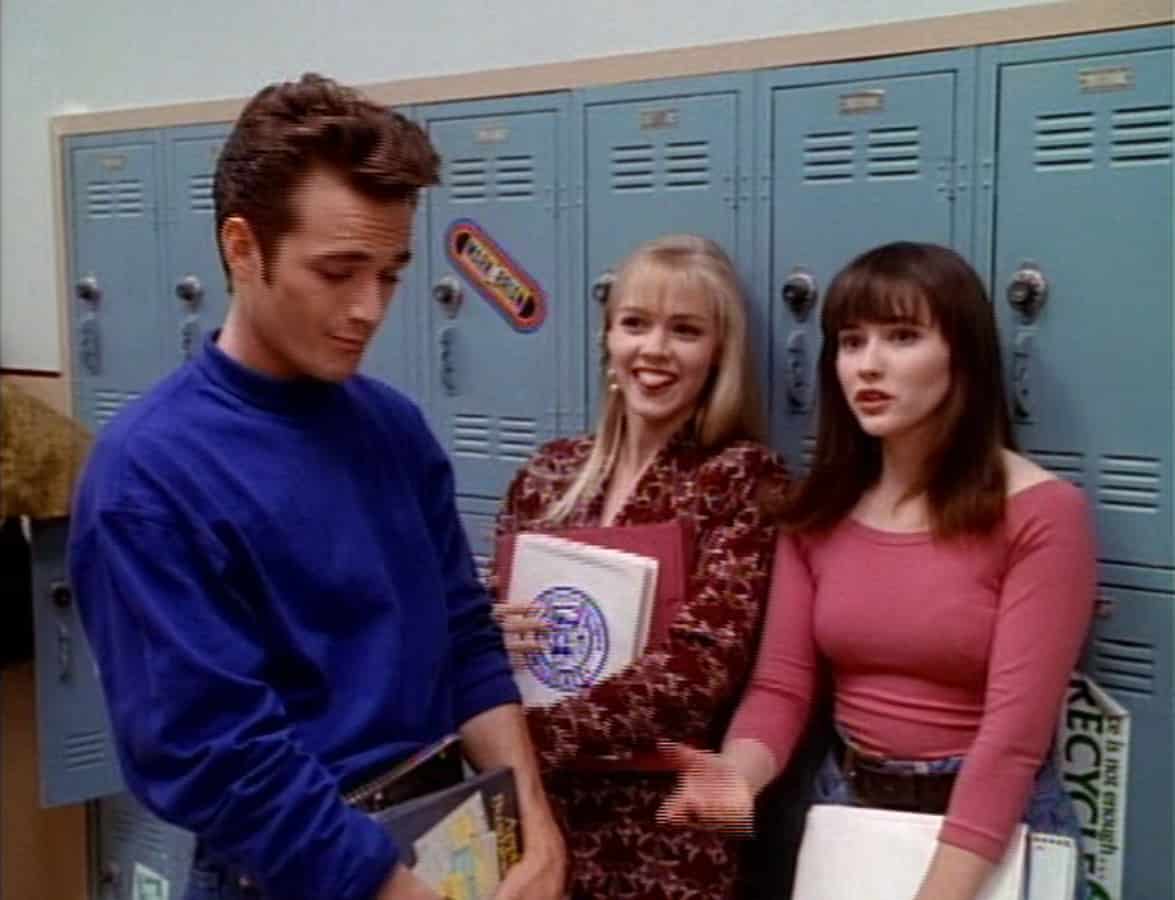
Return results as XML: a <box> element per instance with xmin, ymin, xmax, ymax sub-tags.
<box><xmin>1034</xmin><ymin>112</ymin><xmax>1095</xmax><ymax>171</ymax></box>
<box><xmin>454</xmin><ymin>413</ymin><xmax>493</xmax><ymax>457</ymax></box>
<box><xmin>867</xmin><ymin>126</ymin><xmax>920</xmax><ymax>180</ymax></box>
<box><xmin>664</xmin><ymin>140</ymin><xmax>711</xmax><ymax>189</ymax></box>
<box><xmin>87</xmin><ymin>179</ymin><xmax>144</xmax><ymax>218</ymax></box>
<box><xmin>189</xmin><ymin>174</ymin><xmax>214</xmax><ymax>213</ymax></box>
<box><xmin>110</xmin><ymin>806</ymin><xmax>138</xmax><ymax>845</ymax></box>
<box><xmin>1111</xmin><ymin>105</ymin><xmax>1173</xmax><ymax>166</ymax></box>
<box><xmin>499</xmin><ymin>416</ymin><xmax>539</xmax><ymax>463</ymax></box>
<box><xmin>802</xmin><ymin>131</ymin><xmax>853</xmax><ymax>183</ymax></box>
<box><xmin>1098</xmin><ymin>454</ymin><xmax>1160</xmax><ymax>512</ymax></box>
<box><xmin>495</xmin><ymin>155</ymin><xmax>536</xmax><ymax>199</ymax></box>
<box><xmin>95</xmin><ymin>390</ymin><xmax>142</xmax><ymax>429</ymax></box>
<box><xmin>450</xmin><ymin>158</ymin><xmax>488</xmax><ymax>201</ymax></box>
<box><xmin>1092</xmin><ymin>637</ymin><xmax>1156</xmax><ymax>698</ymax></box>
<box><xmin>611</xmin><ymin>144</ymin><xmax>655</xmax><ymax>192</ymax></box>
<box><xmin>64</xmin><ymin>730</ymin><xmax>107</xmax><ymax>770</ymax></box>
<box><xmin>88</xmin><ymin>182</ymin><xmax>114</xmax><ymax>219</ymax></box>
<box><xmin>107</xmin><ymin>803</ymin><xmax>166</xmax><ymax>857</ymax></box>
<box><xmin>473</xmin><ymin>553</ymin><xmax>491</xmax><ymax>584</ymax></box>
<box><xmin>1026</xmin><ymin>449</ymin><xmax>1084</xmax><ymax>487</ymax></box>
<box><xmin>119</xmin><ymin>815</ymin><xmax>168</xmax><ymax>856</ymax></box>
<box><xmin>115</xmin><ymin>179</ymin><xmax>144</xmax><ymax>217</ymax></box>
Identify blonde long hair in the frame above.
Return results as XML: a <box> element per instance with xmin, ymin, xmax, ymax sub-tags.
<box><xmin>545</xmin><ymin>234</ymin><xmax>765</xmax><ymax>524</ymax></box>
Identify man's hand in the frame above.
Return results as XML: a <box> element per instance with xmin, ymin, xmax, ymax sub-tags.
<box><xmin>459</xmin><ymin>705</ymin><xmax>568</xmax><ymax>899</ymax></box>
<box><xmin>494</xmin><ymin>815</ymin><xmax>566</xmax><ymax>900</ymax></box>
<box><xmin>375</xmin><ymin>864</ymin><xmax>442</xmax><ymax>900</ymax></box>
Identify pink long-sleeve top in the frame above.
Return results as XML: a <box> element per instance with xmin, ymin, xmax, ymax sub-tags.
<box><xmin>728</xmin><ymin>479</ymin><xmax>1096</xmax><ymax>862</ymax></box>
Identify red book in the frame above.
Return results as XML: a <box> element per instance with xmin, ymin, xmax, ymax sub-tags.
<box><xmin>494</xmin><ymin>518</ymin><xmax>695</xmax><ymax>772</ymax></box>
<box><xmin>494</xmin><ymin>518</ymin><xmax>694</xmax><ymax>649</ymax></box>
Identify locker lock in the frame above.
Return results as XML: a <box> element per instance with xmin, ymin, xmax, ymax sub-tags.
<box><xmin>176</xmin><ymin>274</ymin><xmax>204</xmax><ymax>307</ymax></box>
<box><xmin>76</xmin><ymin>275</ymin><xmax>102</xmax><ymax>305</ymax></box>
<box><xmin>592</xmin><ymin>271</ymin><xmax>615</xmax><ymax>306</ymax></box>
<box><xmin>50</xmin><ymin>581</ymin><xmax>72</xmax><ymax>610</ymax></box>
<box><xmin>432</xmin><ymin>276</ymin><xmax>463</xmax><ymax>318</ymax></box>
<box><xmin>781</xmin><ymin>270</ymin><xmax>818</xmax><ymax>321</ymax></box>
<box><xmin>1006</xmin><ymin>263</ymin><xmax>1048</xmax><ymax>321</ymax></box>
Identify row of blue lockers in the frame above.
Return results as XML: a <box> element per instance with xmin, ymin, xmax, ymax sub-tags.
<box><xmin>33</xmin><ymin>23</ymin><xmax>1175</xmax><ymax>899</ymax></box>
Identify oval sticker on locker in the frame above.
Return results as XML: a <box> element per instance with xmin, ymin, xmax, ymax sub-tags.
<box><xmin>445</xmin><ymin>218</ymin><xmax>548</xmax><ymax>332</ymax></box>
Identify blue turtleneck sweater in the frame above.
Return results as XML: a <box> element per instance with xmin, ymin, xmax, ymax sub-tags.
<box><xmin>68</xmin><ymin>334</ymin><xmax>519</xmax><ymax>900</ymax></box>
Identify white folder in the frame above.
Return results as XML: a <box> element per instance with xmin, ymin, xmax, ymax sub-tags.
<box><xmin>791</xmin><ymin>805</ymin><xmax>1027</xmax><ymax>900</ymax></box>
<box><xmin>1026</xmin><ymin>833</ymin><xmax>1078</xmax><ymax>900</ymax></box>
<box><xmin>506</xmin><ymin>533</ymin><xmax>658</xmax><ymax>707</ymax></box>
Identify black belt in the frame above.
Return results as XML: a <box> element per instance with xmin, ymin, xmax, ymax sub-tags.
<box><xmin>833</xmin><ymin>734</ymin><xmax>956</xmax><ymax>816</ymax></box>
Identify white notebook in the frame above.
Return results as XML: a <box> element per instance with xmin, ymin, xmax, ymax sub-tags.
<box><xmin>506</xmin><ymin>533</ymin><xmax>658</xmax><ymax>707</ymax></box>
<box><xmin>1026</xmin><ymin>833</ymin><xmax>1078</xmax><ymax>900</ymax></box>
<box><xmin>791</xmin><ymin>805</ymin><xmax>1027</xmax><ymax>900</ymax></box>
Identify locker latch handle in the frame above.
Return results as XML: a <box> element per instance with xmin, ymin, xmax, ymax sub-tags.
<box><xmin>439</xmin><ymin>325</ymin><xmax>458</xmax><ymax>395</ymax></box>
<box><xmin>592</xmin><ymin>271</ymin><xmax>615</xmax><ymax>306</ymax></box>
<box><xmin>781</xmin><ymin>269</ymin><xmax>818</xmax><ymax>321</ymax></box>
<box><xmin>1007</xmin><ymin>263</ymin><xmax>1048</xmax><ymax>321</ymax></box>
<box><xmin>50</xmin><ymin>581</ymin><xmax>74</xmax><ymax>682</ymax></box>
<box><xmin>80</xmin><ymin>315</ymin><xmax>102</xmax><ymax>375</ymax></box>
<box><xmin>785</xmin><ymin>330</ymin><xmax>810</xmax><ymax>414</ymax></box>
<box><xmin>433</xmin><ymin>276</ymin><xmax>463</xmax><ymax>319</ymax></box>
<box><xmin>76</xmin><ymin>274</ymin><xmax>102</xmax><ymax>305</ymax></box>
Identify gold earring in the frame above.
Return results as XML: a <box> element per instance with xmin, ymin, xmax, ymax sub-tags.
<box><xmin>607</xmin><ymin>368</ymin><xmax>619</xmax><ymax>392</ymax></box>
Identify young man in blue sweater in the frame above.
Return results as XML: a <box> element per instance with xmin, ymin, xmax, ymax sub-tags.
<box><xmin>68</xmin><ymin>74</ymin><xmax>565</xmax><ymax>900</ymax></box>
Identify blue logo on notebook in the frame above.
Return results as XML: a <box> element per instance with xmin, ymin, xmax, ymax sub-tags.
<box><xmin>526</xmin><ymin>586</ymin><xmax>609</xmax><ymax>692</ymax></box>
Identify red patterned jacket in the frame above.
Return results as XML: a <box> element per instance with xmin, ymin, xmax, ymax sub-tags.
<box><xmin>488</xmin><ymin>430</ymin><xmax>788</xmax><ymax>770</ymax></box>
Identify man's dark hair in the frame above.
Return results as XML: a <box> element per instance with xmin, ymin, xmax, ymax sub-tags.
<box><xmin>214</xmin><ymin>73</ymin><xmax>441</xmax><ymax>288</ymax></box>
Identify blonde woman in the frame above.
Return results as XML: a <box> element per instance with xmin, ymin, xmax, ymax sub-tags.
<box><xmin>489</xmin><ymin>235</ymin><xmax>788</xmax><ymax>899</ymax></box>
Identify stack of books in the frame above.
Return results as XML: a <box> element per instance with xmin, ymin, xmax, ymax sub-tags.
<box><xmin>496</xmin><ymin>519</ymin><xmax>693</xmax><ymax>709</ymax></box>
<box><xmin>346</xmin><ymin>736</ymin><xmax>522</xmax><ymax>900</ymax></box>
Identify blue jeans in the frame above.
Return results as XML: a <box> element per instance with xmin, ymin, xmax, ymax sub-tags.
<box><xmin>812</xmin><ymin>747</ymin><xmax>1088</xmax><ymax>900</ymax></box>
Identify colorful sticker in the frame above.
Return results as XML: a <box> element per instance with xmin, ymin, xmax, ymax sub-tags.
<box><xmin>445</xmin><ymin>219</ymin><xmax>547</xmax><ymax>332</ymax></box>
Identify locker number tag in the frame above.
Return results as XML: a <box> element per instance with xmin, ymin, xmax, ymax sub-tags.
<box><xmin>445</xmin><ymin>218</ymin><xmax>547</xmax><ymax>332</ymax></box>
<box><xmin>839</xmin><ymin>90</ymin><xmax>885</xmax><ymax>115</ymax></box>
